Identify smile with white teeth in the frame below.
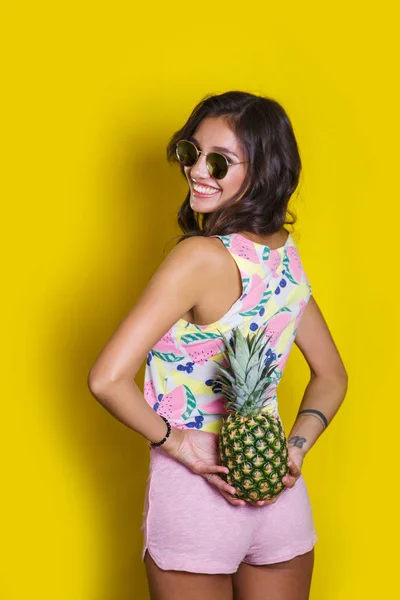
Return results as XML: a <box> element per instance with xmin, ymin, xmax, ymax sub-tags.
<box><xmin>192</xmin><ymin>183</ymin><xmax>221</xmax><ymax>195</ymax></box>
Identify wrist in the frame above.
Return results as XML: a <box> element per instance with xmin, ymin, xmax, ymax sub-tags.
<box><xmin>287</xmin><ymin>435</ymin><xmax>309</xmax><ymax>458</ymax></box>
<box><xmin>288</xmin><ymin>443</ymin><xmax>307</xmax><ymax>459</ymax></box>
<box><xmin>159</xmin><ymin>427</ymin><xmax>183</xmax><ymax>456</ymax></box>
<box><xmin>149</xmin><ymin>415</ymin><xmax>171</xmax><ymax>448</ymax></box>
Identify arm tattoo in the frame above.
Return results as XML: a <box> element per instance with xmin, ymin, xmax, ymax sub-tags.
<box><xmin>288</xmin><ymin>435</ymin><xmax>307</xmax><ymax>448</ymax></box>
<box><xmin>297</xmin><ymin>409</ymin><xmax>328</xmax><ymax>430</ymax></box>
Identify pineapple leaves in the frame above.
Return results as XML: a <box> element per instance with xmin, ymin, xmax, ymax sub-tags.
<box><xmin>215</xmin><ymin>363</ymin><xmax>241</xmax><ymax>385</ymax></box>
<box><xmin>214</xmin><ymin>326</ymin><xmax>280</xmax><ymax>415</ymax></box>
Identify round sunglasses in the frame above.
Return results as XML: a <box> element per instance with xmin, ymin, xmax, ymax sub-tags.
<box><xmin>175</xmin><ymin>139</ymin><xmax>248</xmax><ymax>180</ymax></box>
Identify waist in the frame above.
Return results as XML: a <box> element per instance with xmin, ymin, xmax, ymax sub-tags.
<box><xmin>153</xmin><ymin>396</ymin><xmax>279</xmax><ymax>434</ymax></box>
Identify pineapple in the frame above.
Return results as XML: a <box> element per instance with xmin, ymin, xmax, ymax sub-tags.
<box><xmin>215</xmin><ymin>326</ymin><xmax>289</xmax><ymax>503</ymax></box>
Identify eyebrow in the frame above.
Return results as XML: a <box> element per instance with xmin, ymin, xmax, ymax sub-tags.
<box><xmin>190</xmin><ymin>136</ymin><xmax>240</xmax><ymax>159</ymax></box>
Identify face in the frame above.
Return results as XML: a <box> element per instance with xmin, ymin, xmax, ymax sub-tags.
<box><xmin>183</xmin><ymin>116</ymin><xmax>248</xmax><ymax>213</ymax></box>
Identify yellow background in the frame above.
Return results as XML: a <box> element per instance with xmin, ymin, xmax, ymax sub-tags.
<box><xmin>2</xmin><ymin>1</ymin><xmax>399</xmax><ymax>598</ymax></box>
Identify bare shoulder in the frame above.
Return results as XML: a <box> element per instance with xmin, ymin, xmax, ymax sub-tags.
<box><xmin>170</xmin><ymin>234</ymin><xmax>228</xmax><ymax>259</ymax></box>
<box><xmin>166</xmin><ymin>235</ymin><xmax>232</xmax><ymax>278</ymax></box>
<box><xmin>151</xmin><ymin>235</ymin><xmax>216</xmax><ymax>278</ymax></box>
<box><xmin>87</xmin><ymin>235</ymin><xmax>229</xmax><ymax>384</ymax></box>
<box><xmin>295</xmin><ymin>296</ymin><xmax>348</xmax><ymax>380</ymax></box>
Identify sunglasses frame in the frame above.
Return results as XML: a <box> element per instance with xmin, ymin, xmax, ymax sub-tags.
<box><xmin>175</xmin><ymin>139</ymin><xmax>248</xmax><ymax>180</ymax></box>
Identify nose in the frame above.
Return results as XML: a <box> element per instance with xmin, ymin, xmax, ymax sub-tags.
<box><xmin>189</xmin><ymin>153</ymin><xmax>210</xmax><ymax>180</ymax></box>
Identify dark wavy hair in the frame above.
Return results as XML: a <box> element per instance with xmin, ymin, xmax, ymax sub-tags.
<box><xmin>166</xmin><ymin>90</ymin><xmax>302</xmax><ymax>243</ymax></box>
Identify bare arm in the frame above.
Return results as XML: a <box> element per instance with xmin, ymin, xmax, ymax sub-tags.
<box><xmin>288</xmin><ymin>296</ymin><xmax>349</xmax><ymax>456</ymax></box>
<box><xmin>87</xmin><ymin>236</ymin><xmax>224</xmax><ymax>447</ymax></box>
<box><xmin>87</xmin><ymin>236</ymin><xmax>244</xmax><ymax>504</ymax></box>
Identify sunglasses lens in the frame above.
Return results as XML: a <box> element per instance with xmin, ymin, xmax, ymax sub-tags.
<box><xmin>207</xmin><ymin>152</ymin><xmax>228</xmax><ymax>180</ymax></box>
<box><xmin>176</xmin><ymin>140</ymin><xmax>197</xmax><ymax>166</ymax></box>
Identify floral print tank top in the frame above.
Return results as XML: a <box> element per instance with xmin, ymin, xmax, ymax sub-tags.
<box><xmin>143</xmin><ymin>231</ymin><xmax>312</xmax><ymax>434</ymax></box>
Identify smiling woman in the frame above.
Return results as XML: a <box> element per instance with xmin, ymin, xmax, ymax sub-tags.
<box><xmin>88</xmin><ymin>90</ymin><xmax>348</xmax><ymax>600</ymax></box>
<box><xmin>167</xmin><ymin>91</ymin><xmax>302</xmax><ymax>239</ymax></box>
<box><xmin>175</xmin><ymin>133</ymin><xmax>250</xmax><ymax>198</ymax></box>
<box><xmin>178</xmin><ymin>117</ymin><xmax>249</xmax><ymax>209</ymax></box>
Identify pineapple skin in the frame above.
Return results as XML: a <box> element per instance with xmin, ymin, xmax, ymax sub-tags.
<box><xmin>219</xmin><ymin>412</ymin><xmax>289</xmax><ymax>503</ymax></box>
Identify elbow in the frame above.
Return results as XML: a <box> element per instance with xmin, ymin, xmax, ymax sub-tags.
<box><xmin>342</xmin><ymin>368</ymin><xmax>349</xmax><ymax>394</ymax></box>
<box><xmin>335</xmin><ymin>370</ymin><xmax>349</xmax><ymax>408</ymax></box>
<box><xmin>87</xmin><ymin>367</ymin><xmax>132</xmax><ymax>400</ymax></box>
<box><xmin>337</xmin><ymin>361</ymin><xmax>349</xmax><ymax>390</ymax></box>
<box><xmin>311</xmin><ymin>365</ymin><xmax>349</xmax><ymax>395</ymax></box>
<box><xmin>87</xmin><ymin>372</ymin><xmax>101</xmax><ymax>398</ymax></box>
<box><xmin>87</xmin><ymin>369</ymin><xmax>113</xmax><ymax>399</ymax></box>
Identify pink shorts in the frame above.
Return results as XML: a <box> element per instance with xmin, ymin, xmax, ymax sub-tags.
<box><xmin>141</xmin><ymin>446</ymin><xmax>318</xmax><ymax>574</ymax></box>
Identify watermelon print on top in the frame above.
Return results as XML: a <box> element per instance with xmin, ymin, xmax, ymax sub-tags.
<box><xmin>143</xmin><ymin>231</ymin><xmax>312</xmax><ymax>434</ymax></box>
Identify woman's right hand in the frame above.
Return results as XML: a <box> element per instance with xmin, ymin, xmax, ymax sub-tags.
<box><xmin>161</xmin><ymin>427</ymin><xmax>248</xmax><ymax>507</ymax></box>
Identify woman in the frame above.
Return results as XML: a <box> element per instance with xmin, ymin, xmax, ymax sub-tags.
<box><xmin>88</xmin><ymin>91</ymin><xmax>348</xmax><ymax>600</ymax></box>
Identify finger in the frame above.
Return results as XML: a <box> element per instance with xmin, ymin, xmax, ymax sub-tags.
<box><xmin>253</xmin><ymin>497</ymin><xmax>278</xmax><ymax>506</ymax></box>
<box><xmin>196</xmin><ymin>463</ymin><xmax>230</xmax><ymax>476</ymax></box>
<box><xmin>283</xmin><ymin>474</ymin><xmax>297</xmax><ymax>488</ymax></box>
<box><xmin>282</xmin><ymin>474</ymin><xmax>293</xmax><ymax>486</ymax></box>
<box><xmin>288</xmin><ymin>460</ymin><xmax>301</xmax><ymax>476</ymax></box>
<box><xmin>220</xmin><ymin>490</ymin><xmax>246</xmax><ymax>507</ymax></box>
<box><xmin>207</xmin><ymin>473</ymin><xmax>237</xmax><ymax>496</ymax></box>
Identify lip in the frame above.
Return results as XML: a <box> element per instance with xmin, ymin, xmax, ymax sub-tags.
<box><xmin>190</xmin><ymin>180</ymin><xmax>221</xmax><ymax>197</ymax></box>
<box><xmin>192</xmin><ymin>188</ymin><xmax>221</xmax><ymax>198</ymax></box>
<box><xmin>191</xmin><ymin>179</ymin><xmax>220</xmax><ymax>189</ymax></box>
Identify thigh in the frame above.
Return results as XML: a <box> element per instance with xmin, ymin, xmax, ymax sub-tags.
<box><xmin>145</xmin><ymin>550</ymin><xmax>233</xmax><ymax>600</ymax></box>
<box><xmin>232</xmin><ymin>549</ymin><xmax>315</xmax><ymax>600</ymax></box>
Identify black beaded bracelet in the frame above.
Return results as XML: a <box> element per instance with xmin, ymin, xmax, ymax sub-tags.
<box><xmin>150</xmin><ymin>415</ymin><xmax>171</xmax><ymax>448</ymax></box>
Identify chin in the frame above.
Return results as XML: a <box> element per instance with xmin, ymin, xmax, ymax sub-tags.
<box><xmin>190</xmin><ymin>202</ymin><xmax>221</xmax><ymax>214</ymax></box>
<box><xmin>190</xmin><ymin>196</ymin><xmax>224</xmax><ymax>213</ymax></box>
